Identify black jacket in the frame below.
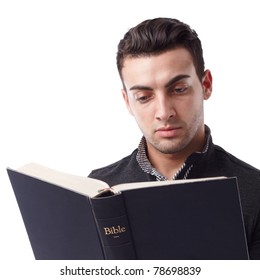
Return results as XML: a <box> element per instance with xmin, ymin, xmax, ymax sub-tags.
<box><xmin>89</xmin><ymin>134</ymin><xmax>260</xmax><ymax>259</ymax></box>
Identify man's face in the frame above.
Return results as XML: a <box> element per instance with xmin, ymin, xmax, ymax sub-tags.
<box><xmin>121</xmin><ymin>48</ymin><xmax>212</xmax><ymax>156</ymax></box>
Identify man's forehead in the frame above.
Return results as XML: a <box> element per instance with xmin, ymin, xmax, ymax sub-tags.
<box><xmin>121</xmin><ymin>48</ymin><xmax>196</xmax><ymax>85</ymax></box>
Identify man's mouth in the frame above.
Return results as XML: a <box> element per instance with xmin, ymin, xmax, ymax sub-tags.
<box><xmin>155</xmin><ymin>126</ymin><xmax>181</xmax><ymax>138</ymax></box>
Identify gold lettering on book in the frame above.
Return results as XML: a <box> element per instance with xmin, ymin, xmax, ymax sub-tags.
<box><xmin>104</xmin><ymin>225</ymin><xmax>126</xmax><ymax>237</ymax></box>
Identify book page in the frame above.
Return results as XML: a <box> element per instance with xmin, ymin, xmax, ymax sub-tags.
<box><xmin>112</xmin><ymin>176</ymin><xmax>227</xmax><ymax>193</ymax></box>
<box><xmin>14</xmin><ymin>162</ymin><xmax>227</xmax><ymax>197</ymax></box>
<box><xmin>15</xmin><ymin>163</ymin><xmax>109</xmax><ymax>198</ymax></box>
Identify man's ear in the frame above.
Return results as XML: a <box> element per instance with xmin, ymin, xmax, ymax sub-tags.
<box><xmin>122</xmin><ymin>89</ymin><xmax>133</xmax><ymax>115</ymax></box>
<box><xmin>202</xmin><ymin>70</ymin><xmax>213</xmax><ymax>100</ymax></box>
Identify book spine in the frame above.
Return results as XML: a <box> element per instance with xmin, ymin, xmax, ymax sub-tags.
<box><xmin>90</xmin><ymin>194</ymin><xmax>136</xmax><ymax>260</ymax></box>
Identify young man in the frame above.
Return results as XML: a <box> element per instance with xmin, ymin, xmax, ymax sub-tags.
<box><xmin>89</xmin><ymin>18</ymin><xmax>260</xmax><ymax>259</ymax></box>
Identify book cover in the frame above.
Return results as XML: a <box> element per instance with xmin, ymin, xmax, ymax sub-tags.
<box><xmin>7</xmin><ymin>163</ymin><xmax>249</xmax><ymax>260</ymax></box>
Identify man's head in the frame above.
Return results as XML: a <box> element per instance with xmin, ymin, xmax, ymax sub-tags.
<box><xmin>117</xmin><ymin>18</ymin><xmax>212</xmax><ymax>160</ymax></box>
<box><xmin>117</xmin><ymin>17</ymin><xmax>205</xmax><ymax>84</ymax></box>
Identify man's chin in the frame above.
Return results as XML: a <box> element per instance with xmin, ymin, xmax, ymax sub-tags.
<box><xmin>151</xmin><ymin>140</ymin><xmax>184</xmax><ymax>154</ymax></box>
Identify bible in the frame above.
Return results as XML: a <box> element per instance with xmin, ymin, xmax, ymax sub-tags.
<box><xmin>7</xmin><ymin>162</ymin><xmax>249</xmax><ymax>260</ymax></box>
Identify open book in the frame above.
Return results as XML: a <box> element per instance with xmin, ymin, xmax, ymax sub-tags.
<box><xmin>7</xmin><ymin>162</ymin><xmax>249</xmax><ymax>260</ymax></box>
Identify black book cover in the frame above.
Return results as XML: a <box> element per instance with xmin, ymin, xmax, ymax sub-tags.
<box><xmin>7</xmin><ymin>169</ymin><xmax>104</xmax><ymax>259</ymax></box>
<box><xmin>116</xmin><ymin>177</ymin><xmax>249</xmax><ymax>259</ymax></box>
<box><xmin>7</xmin><ymin>167</ymin><xmax>249</xmax><ymax>260</ymax></box>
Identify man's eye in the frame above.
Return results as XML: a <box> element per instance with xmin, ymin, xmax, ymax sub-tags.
<box><xmin>136</xmin><ymin>95</ymin><xmax>151</xmax><ymax>103</ymax></box>
<box><xmin>174</xmin><ymin>86</ymin><xmax>188</xmax><ymax>94</ymax></box>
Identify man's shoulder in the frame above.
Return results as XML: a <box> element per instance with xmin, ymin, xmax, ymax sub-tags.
<box><xmin>88</xmin><ymin>149</ymin><xmax>147</xmax><ymax>186</ymax></box>
<box><xmin>89</xmin><ymin>150</ymin><xmax>137</xmax><ymax>176</ymax></box>
<box><xmin>211</xmin><ymin>145</ymin><xmax>260</xmax><ymax>193</ymax></box>
<box><xmin>214</xmin><ymin>145</ymin><xmax>260</xmax><ymax>176</ymax></box>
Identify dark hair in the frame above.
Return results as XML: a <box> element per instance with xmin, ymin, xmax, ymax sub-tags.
<box><xmin>117</xmin><ymin>17</ymin><xmax>205</xmax><ymax>81</ymax></box>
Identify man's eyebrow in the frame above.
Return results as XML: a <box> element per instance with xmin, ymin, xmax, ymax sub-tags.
<box><xmin>164</xmin><ymin>74</ymin><xmax>190</xmax><ymax>88</ymax></box>
<box><xmin>129</xmin><ymin>74</ymin><xmax>190</xmax><ymax>91</ymax></box>
<box><xmin>129</xmin><ymin>85</ymin><xmax>153</xmax><ymax>91</ymax></box>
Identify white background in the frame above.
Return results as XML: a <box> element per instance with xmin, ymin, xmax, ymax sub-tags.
<box><xmin>1</xmin><ymin>0</ymin><xmax>259</xmax><ymax>277</ymax></box>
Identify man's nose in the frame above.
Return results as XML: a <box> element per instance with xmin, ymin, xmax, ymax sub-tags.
<box><xmin>155</xmin><ymin>95</ymin><xmax>176</xmax><ymax>122</ymax></box>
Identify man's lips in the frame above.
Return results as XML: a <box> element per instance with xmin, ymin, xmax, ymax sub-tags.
<box><xmin>155</xmin><ymin>126</ymin><xmax>181</xmax><ymax>137</ymax></box>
